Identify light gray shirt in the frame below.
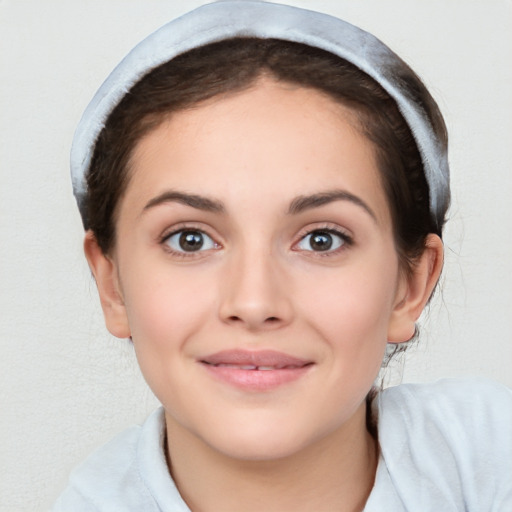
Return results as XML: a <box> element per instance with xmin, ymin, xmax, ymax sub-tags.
<box><xmin>52</xmin><ymin>378</ymin><xmax>512</xmax><ymax>511</ymax></box>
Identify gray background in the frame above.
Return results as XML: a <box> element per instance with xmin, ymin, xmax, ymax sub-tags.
<box><xmin>1</xmin><ymin>1</ymin><xmax>511</xmax><ymax>510</ymax></box>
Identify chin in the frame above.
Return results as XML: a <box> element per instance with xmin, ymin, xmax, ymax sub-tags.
<box><xmin>197</xmin><ymin>414</ymin><xmax>334</xmax><ymax>463</ymax></box>
<box><xmin>212</xmin><ymin>433</ymin><xmax>310</xmax><ymax>462</ymax></box>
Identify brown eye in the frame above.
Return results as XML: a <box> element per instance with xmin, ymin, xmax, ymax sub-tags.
<box><xmin>179</xmin><ymin>231</ymin><xmax>204</xmax><ymax>251</ymax></box>
<box><xmin>309</xmin><ymin>232</ymin><xmax>333</xmax><ymax>251</ymax></box>
<box><xmin>165</xmin><ymin>230</ymin><xmax>217</xmax><ymax>253</ymax></box>
<box><xmin>297</xmin><ymin>230</ymin><xmax>346</xmax><ymax>252</ymax></box>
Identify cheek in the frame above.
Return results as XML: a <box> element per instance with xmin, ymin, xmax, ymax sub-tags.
<box><xmin>121</xmin><ymin>262</ymin><xmax>219</xmax><ymax>351</ymax></box>
<box><xmin>303</xmin><ymin>263</ymin><xmax>397</xmax><ymax>332</ymax></box>
<box><xmin>121</xmin><ymin>264</ymin><xmax>221</xmax><ymax>405</ymax></box>
<box><xmin>297</xmin><ymin>256</ymin><xmax>398</xmax><ymax>368</ymax></box>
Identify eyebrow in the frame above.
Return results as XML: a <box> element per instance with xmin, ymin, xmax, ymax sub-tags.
<box><xmin>142</xmin><ymin>188</ymin><xmax>376</xmax><ymax>221</ymax></box>
<box><xmin>143</xmin><ymin>191</ymin><xmax>225</xmax><ymax>214</ymax></box>
<box><xmin>287</xmin><ymin>190</ymin><xmax>377</xmax><ymax>221</ymax></box>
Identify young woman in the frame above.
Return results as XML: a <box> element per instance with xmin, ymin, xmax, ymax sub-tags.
<box><xmin>53</xmin><ymin>2</ymin><xmax>512</xmax><ymax>510</ymax></box>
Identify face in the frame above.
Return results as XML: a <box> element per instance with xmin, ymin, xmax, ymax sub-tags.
<box><xmin>98</xmin><ymin>79</ymin><xmax>414</xmax><ymax>461</ymax></box>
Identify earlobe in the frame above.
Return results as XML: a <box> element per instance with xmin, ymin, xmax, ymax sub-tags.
<box><xmin>83</xmin><ymin>231</ymin><xmax>131</xmax><ymax>339</ymax></box>
<box><xmin>387</xmin><ymin>234</ymin><xmax>444</xmax><ymax>343</ymax></box>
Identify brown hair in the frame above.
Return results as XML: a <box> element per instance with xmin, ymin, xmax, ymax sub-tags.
<box><xmin>86</xmin><ymin>37</ymin><xmax>448</xmax><ymax>271</ymax></box>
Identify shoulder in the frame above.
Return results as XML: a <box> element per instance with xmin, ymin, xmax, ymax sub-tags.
<box><xmin>379</xmin><ymin>377</ymin><xmax>512</xmax><ymax>430</ymax></box>
<box><xmin>373</xmin><ymin>378</ymin><xmax>512</xmax><ymax>511</ymax></box>
<box><xmin>51</xmin><ymin>407</ymin><xmax>187</xmax><ymax>512</ymax></box>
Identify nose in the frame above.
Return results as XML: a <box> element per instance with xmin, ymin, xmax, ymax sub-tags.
<box><xmin>218</xmin><ymin>248</ymin><xmax>293</xmax><ymax>332</ymax></box>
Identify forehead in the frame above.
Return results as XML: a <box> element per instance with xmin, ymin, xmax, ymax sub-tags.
<box><xmin>124</xmin><ymin>78</ymin><xmax>390</xmax><ymax>226</ymax></box>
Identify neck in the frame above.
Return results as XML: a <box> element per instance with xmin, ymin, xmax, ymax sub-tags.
<box><xmin>165</xmin><ymin>402</ymin><xmax>378</xmax><ymax>512</ymax></box>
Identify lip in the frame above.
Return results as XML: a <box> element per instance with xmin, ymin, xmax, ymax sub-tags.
<box><xmin>199</xmin><ymin>349</ymin><xmax>314</xmax><ymax>391</ymax></box>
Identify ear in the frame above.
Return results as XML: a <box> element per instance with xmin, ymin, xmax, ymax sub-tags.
<box><xmin>83</xmin><ymin>230</ymin><xmax>131</xmax><ymax>339</ymax></box>
<box><xmin>387</xmin><ymin>234</ymin><xmax>444</xmax><ymax>343</ymax></box>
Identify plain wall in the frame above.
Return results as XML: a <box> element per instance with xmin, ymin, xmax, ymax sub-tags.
<box><xmin>1</xmin><ymin>1</ymin><xmax>511</xmax><ymax>510</ymax></box>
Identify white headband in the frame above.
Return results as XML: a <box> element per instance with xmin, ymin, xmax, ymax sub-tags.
<box><xmin>71</xmin><ymin>0</ymin><xmax>450</xmax><ymax>229</ymax></box>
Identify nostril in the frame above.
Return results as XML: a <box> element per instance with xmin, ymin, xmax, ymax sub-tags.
<box><xmin>226</xmin><ymin>315</ymin><xmax>280</xmax><ymax>324</ymax></box>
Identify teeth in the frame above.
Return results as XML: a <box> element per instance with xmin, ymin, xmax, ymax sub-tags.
<box><xmin>211</xmin><ymin>363</ymin><xmax>302</xmax><ymax>371</ymax></box>
<box><xmin>215</xmin><ymin>363</ymin><xmax>257</xmax><ymax>369</ymax></box>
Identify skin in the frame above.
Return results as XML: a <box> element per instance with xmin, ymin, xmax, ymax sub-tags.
<box><xmin>85</xmin><ymin>78</ymin><xmax>443</xmax><ymax>511</ymax></box>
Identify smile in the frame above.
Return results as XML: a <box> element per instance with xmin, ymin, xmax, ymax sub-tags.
<box><xmin>204</xmin><ymin>363</ymin><xmax>306</xmax><ymax>371</ymax></box>
<box><xmin>199</xmin><ymin>350</ymin><xmax>314</xmax><ymax>391</ymax></box>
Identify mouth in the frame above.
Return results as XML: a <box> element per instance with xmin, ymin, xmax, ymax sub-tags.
<box><xmin>203</xmin><ymin>363</ymin><xmax>306</xmax><ymax>370</ymax></box>
<box><xmin>199</xmin><ymin>350</ymin><xmax>314</xmax><ymax>391</ymax></box>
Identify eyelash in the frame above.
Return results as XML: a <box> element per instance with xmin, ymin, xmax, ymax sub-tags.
<box><xmin>159</xmin><ymin>224</ymin><xmax>221</xmax><ymax>259</ymax></box>
<box><xmin>158</xmin><ymin>223</ymin><xmax>353</xmax><ymax>259</ymax></box>
<box><xmin>294</xmin><ymin>225</ymin><xmax>353</xmax><ymax>257</ymax></box>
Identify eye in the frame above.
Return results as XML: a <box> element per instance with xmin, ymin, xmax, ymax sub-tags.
<box><xmin>164</xmin><ymin>229</ymin><xmax>217</xmax><ymax>253</ymax></box>
<box><xmin>296</xmin><ymin>229</ymin><xmax>347</xmax><ymax>252</ymax></box>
